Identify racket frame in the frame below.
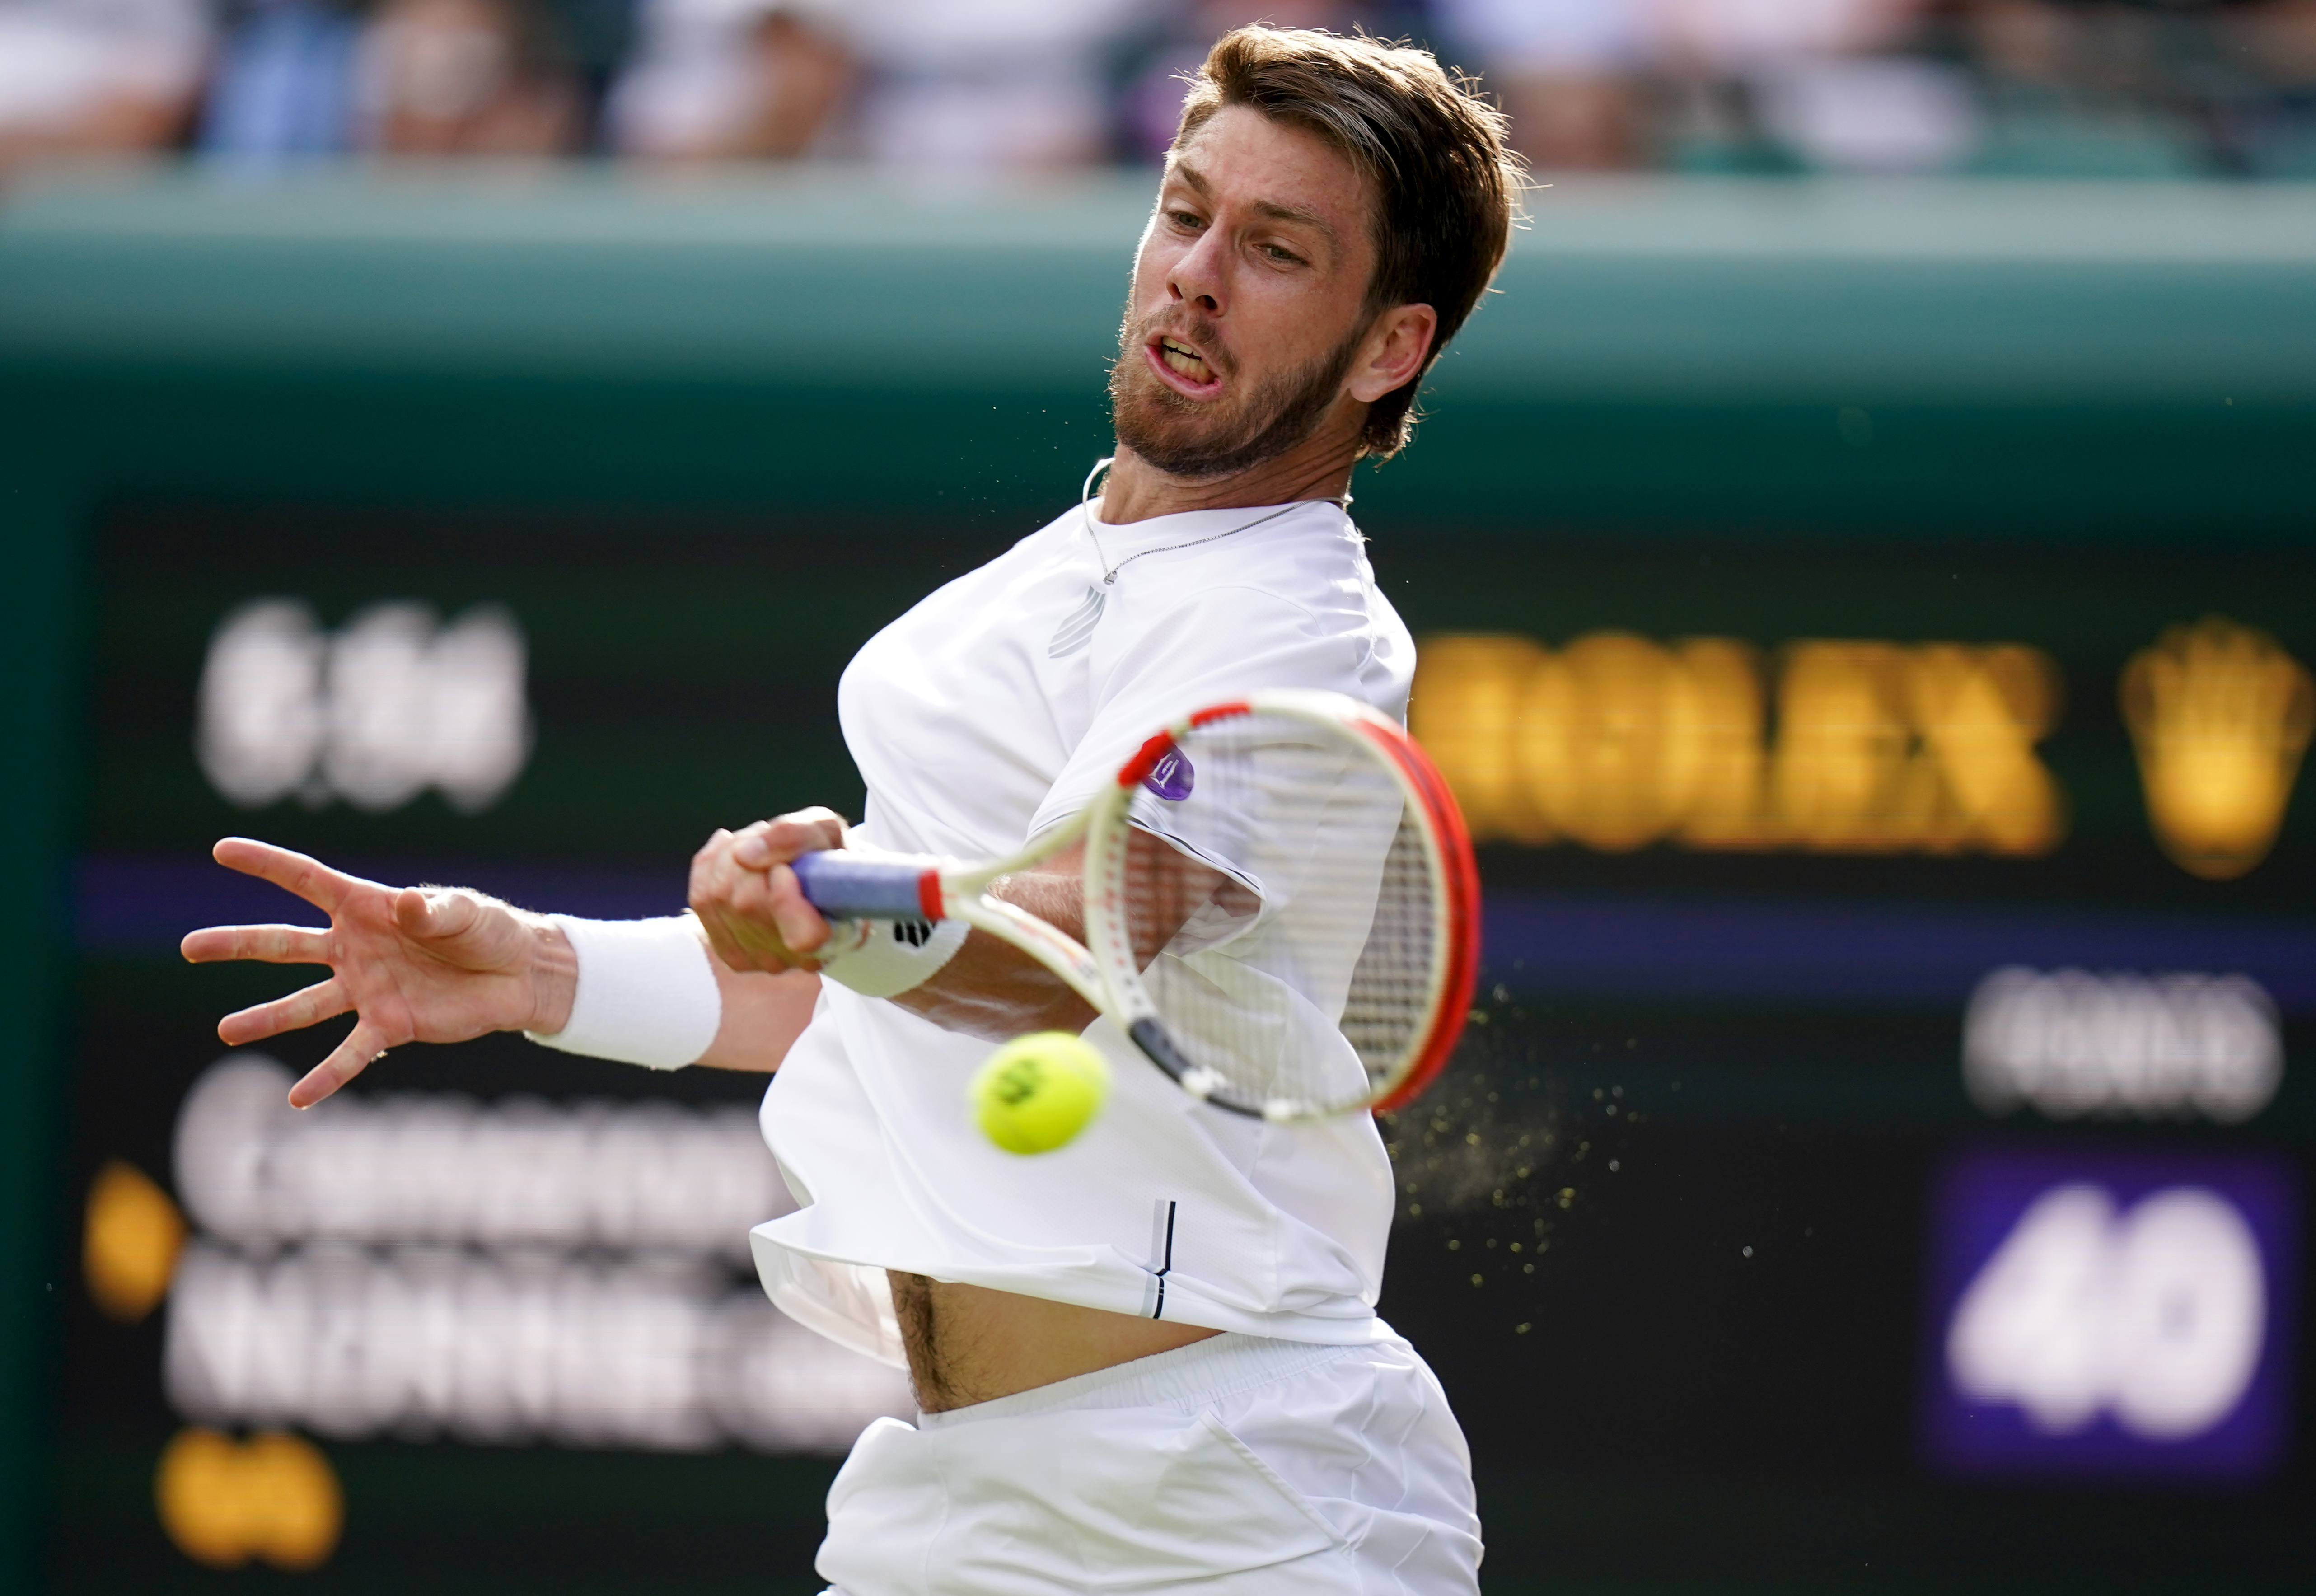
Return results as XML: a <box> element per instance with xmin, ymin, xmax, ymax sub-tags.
<box><xmin>1082</xmin><ymin>689</ymin><xmax>1482</xmax><ymax>1122</ymax></box>
<box><xmin>791</xmin><ymin>689</ymin><xmax>1480</xmax><ymax>1123</ymax></box>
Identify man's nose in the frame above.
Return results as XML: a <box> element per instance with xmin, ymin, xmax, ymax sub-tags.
<box><xmin>1167</xmin><ymin>232</ymin><xmax>1225</xmax><ymax>314</ymax></box>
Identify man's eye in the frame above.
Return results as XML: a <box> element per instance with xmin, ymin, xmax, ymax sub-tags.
<box><xmin>1170</xmin><ymin>210</ymin><xmax>1205</xmax><ymax>229</ymax></box>
<box><xmin>1263</xmin><ymin>244</ymin><xmax>1305</xmax><ymax>264</ymax></box>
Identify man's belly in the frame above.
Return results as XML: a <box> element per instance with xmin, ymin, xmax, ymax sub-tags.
<box><xmin>887</xmin><ymin>1272</ymin><xmax>1219</xmax><ymax>1412</ymax></box>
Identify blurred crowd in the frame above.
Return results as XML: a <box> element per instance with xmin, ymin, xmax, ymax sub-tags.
<box><xmin>5</xmin><ymin>0</ymin><xmax>2316</xmax><ymax>177</ymax></box>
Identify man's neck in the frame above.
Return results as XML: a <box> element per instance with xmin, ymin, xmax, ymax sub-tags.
<box><xmin>1096</xmin><ymin>422</ymin><xmax>1362</xmax><ymax>524</ymax></box>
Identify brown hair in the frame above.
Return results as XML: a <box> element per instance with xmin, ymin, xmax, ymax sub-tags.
<box><xmin>1174</xmin><ymin>26</ymin><xmax>1522</xmax><ymax>459</ymax></box>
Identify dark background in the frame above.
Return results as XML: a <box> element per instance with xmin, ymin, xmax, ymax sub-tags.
<box><xmin>7</xmin><ymin>170</ymin><xmax>2315</xmax><ymax>1592</ymax></box>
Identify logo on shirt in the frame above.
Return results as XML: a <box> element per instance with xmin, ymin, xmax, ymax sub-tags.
<box><xmin>1142</xmin><ymin>745</ymin><xmax>1195</xmax><ymax>801</ymax></box>
<box><xmin>1047</xmin><ymin>586</ymin><xmax>1106</xmax><ymax>660</ymax></box>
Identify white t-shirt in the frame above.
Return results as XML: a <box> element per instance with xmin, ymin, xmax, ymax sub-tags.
<box><xmin>749</xmin><ymin>491</ymin><xmax>1416</xmax><ymax>1367</ymax></box>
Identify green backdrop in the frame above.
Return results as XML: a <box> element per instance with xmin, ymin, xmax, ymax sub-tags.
<box><xmin>5</xmin><ymin>167</ymin><xmax>2313</xmax><ymax>1595</ymax></box>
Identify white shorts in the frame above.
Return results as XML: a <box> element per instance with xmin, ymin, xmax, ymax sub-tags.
<box><xmin>815</xmin><ymin>1329</ymin><xmax>1482</xmax><ymax>1595</ymax></box>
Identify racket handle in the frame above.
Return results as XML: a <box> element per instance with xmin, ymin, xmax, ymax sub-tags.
<box><xmin>791</xmin><ymin>850</ymin><xmax>940</xmax><ymax>921</ymax></box>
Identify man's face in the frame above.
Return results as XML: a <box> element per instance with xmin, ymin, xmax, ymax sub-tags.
<box><xmin>1110</xmin><ymin>104</ymin><xmax>1384</xmax><ymax>481</ymax></box>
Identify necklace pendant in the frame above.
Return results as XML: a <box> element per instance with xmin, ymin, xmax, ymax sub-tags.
<box><xmin>1048</xmin><ymin>585</ymin><xmax>1106</xmax><ymax>659</ymax></box>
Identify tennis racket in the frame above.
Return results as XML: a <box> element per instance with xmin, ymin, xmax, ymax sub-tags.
<box><xmin>791</xmin><ymin>689</ymin><xmax>1480</xmax><ymax>1122</ymax></box>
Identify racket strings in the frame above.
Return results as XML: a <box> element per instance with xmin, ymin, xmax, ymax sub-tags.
<box><xmin>1113</xmin><ymin>711</ymin><xmax>1445</xmax><ymax>1115</ymax></box>
<box><xmin>1338</xmin><ymin>814</ymin><xmax>1438</xmax><ymax>1067</ymax></box>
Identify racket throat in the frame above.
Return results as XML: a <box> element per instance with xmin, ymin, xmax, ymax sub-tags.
<box><xmin>1125</xmin><ymin>1019</ymin><xmax>1258</xmax><ymax>1118</ymax></box>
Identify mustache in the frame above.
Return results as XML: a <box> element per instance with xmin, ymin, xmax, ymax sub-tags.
<box><xmin>1108</xmin><ymin>305</ymin><xmax>1363</xmax><ymax>482</ymax></box>
<box><xmin>1128</xmin><ymin>310</ymin><xmax>1236</xmax><ymax>379</ymax></box>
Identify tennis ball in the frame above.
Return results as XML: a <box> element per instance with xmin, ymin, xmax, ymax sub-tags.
<box><xmin>970</xmin><ymin>1032</ymin><xmax>1109</xmax><ymax>1155</ymax></box>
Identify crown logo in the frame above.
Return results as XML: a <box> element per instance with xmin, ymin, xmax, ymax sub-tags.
<box><xmin>2121</xmin><ymin>617</ymin><xmax>2313</xmax><ymax>880</ymax></box>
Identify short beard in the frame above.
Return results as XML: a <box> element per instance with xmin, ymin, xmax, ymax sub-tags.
<box><xmin>1108</xmin><ymin>311</ymin><xmax>1364</xmax><ymax>482</ymax></box>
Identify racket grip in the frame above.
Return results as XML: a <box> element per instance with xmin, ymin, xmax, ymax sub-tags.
<box><xmin>791</xmin><ymin>850</ymin><xmax>940</xmax><ymax>921</ymax></box>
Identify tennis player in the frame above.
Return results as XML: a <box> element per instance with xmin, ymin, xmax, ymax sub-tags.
<box><xmin>187</xmin><ymin>27</ymin><xmax>1520</xmax><ymax>1593</ymax></box>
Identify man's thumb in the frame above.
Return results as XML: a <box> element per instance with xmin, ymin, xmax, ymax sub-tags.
<box><xmin>399</xmin><ymin>886</ymin><xmax>472</xmax><ymax>940</ymax></box>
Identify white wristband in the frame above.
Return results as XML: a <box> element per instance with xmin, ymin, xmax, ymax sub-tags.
<box><xmin>815</xmin><ymin>913</ymin><xmax>969</xmax><ymax>999</ymax></box>
<box><xmin>527</xmin><ymin>914</ymin><xmax>721</xmax><ymax>1070</ymax></box>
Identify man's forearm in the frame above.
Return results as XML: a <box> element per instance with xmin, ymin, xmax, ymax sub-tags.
<box><xmin>888</xmin><ymin>867</ymin><xmax>1097</xmax><ymax>1040</ymax></box>
<box><xmin>884</xmin><ymin>835</ymin><xmax>1226</xmax><ymax>1041</ymax></box>
<box><xmin>697</xmin><ymin>961</ymin><xmax>822</xmax><ymax>1072</ymax></box>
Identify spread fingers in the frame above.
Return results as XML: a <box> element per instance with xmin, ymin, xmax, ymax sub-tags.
<box><xmin>181</xmin><ymin>923</ymin><xmax>333</xmax><ymax>965</ymax></box>
<box><xmin>288</xmin><ymin>1020</ymin><xmax>390</xmax><ymax>1109</ymax></box>
<box><xmin>219</xmin><ymin>978</ymin><xmax>349</xmax><ymax>1047</ymax></box>
<box><xmin>211</xmin><ymin>837</ymin><xmax>373</xmax><ymax>912</ymax></box>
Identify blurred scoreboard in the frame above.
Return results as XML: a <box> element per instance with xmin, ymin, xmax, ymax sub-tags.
<box><xmin>58</xmin><ymin>501</ymin><xmax>2315</xmax><ymax>1590</ymax></box>
<box><xmin>11</xmin><ymin>173</ymin><xmax>2315</xmax><ymax>1594</ymax></box>
<box><xmin>65</xmin><ymin>509</ymin><xmax>941</xmax><ymax>1591</ymax></box>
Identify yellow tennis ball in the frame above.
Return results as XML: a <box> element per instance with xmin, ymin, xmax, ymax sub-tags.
<box><xmin>970</xmin><ymin>1032</ymin><xmax>1110</xmax><ymax>1155</ymax></box>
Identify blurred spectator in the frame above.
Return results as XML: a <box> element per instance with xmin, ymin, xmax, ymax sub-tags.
<box><xmin>543</xmin><ymin>0</ymin><xmax>634</xmax><ymax>145</ymax></box>
<box><xmin>199</xmin><ymin>0</ymin><xmax>577</xmax><ymax>159</ymax></box>
<box><xmin>9</xmin><ymin>0</ymin><xmax>2316</xmax><ymax>177</ymax></box>
<box><xmin>1432</xmin><ymin>0</ymin><xmax>1651</xmax><ymax>168</ymax></box>
<box><xmin>1649</xmin><ymin>0</ymin><xmax>1919</xmax><ymax>65</ymax></box>
<box><xmin>2236</xmin><ymin>0</ymin><xmax>2316</xmax><ymax>173</ymax></box>
<box><xmin>1111</xmin><ymin>3</ymin><xmax>1422</xmax><ymax>164</ymax></box>
<box><xmin>197</xmin><ymin>0</ymin><xmax>357</xmax><ymax>157</ymax></box>
<box><xmin>1962</xmin><ymin>0</ymin><xmax>2069</xmax><ymax>83</ymax></box>
<box><xmin>1717</xmin><ymin>0</ymin><xmax>1978</xmax><ymax>176</ymax></box>
<box><xmin>0</xmin><ymin>0</ymin><xmax>208</xmax><ymax>165</ymax></box>
<box><xmin>1444</xmin><ymin>0</ymin><xmax>1976</xmax><ymax>173</ymax></box>
<box><xmin>818</xmin><ymin>0</ymin><xmax>1147</xmax><ymax>169</ymax></box>
<box><xmin>613</xmin><ymin>0</ymin><xmax>1147</xmax><ymax>168</ymax></box>
<box><xmin>1956</xmin><ymin>1</ymin><xmax>2214</xmax><ymax>177</ymax></box>
<box><xmin>607</xmin><ymin>0</ymin><xmax>848</xmax><ymax>159</ymax></box>
<box><xmin>356</xmin><ymin>0</ymin><xmax>577</xmax><ymax>153</ymax></box>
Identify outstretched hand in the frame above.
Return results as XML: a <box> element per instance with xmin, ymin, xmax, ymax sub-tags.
<box><xmin>181</xmin><ymin>838</ymin><xmax>575</xmax><ymax>1108</ymax></box>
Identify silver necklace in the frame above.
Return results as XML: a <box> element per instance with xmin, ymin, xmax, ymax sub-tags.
<box><xmin>1052</xmin><ymin>457</ymin><xmax>1341</xmax><ymax>660</ymax></box>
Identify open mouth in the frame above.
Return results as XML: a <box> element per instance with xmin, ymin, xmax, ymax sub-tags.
<box><xmin>1148</xmin><ymin>333</ymin><xmax>1221</xmax><ymax>394</ymax></box>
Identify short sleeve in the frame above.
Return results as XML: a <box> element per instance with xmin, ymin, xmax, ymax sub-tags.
<box><xmin>1023</xmin><ymin>584</ymin><xmax>1371</xmax><ymax>842</ymax></box>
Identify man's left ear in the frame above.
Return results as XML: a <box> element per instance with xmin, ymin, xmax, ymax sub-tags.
<box><xmin>1347</xmin><ymin>304</ymin><xmax>1439</xmax><ymax>404</ymax></box>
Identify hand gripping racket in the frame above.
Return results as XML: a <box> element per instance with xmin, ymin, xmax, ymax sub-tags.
<box><xmin>790</xmin><ymin>690</ymin><xmax>1481</xmax><ymax>1122</ymax></box>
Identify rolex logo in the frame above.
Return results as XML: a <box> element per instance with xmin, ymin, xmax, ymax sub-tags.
<box><xmin>1411</xmin><ymin>631</ymin><xmax>2065</xmax><ymax>856</ymax></box>
<box><xmin>2121</xmin><ymin>617</ymin><xmax>2314</xmax><ymax>880</ymax></box>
